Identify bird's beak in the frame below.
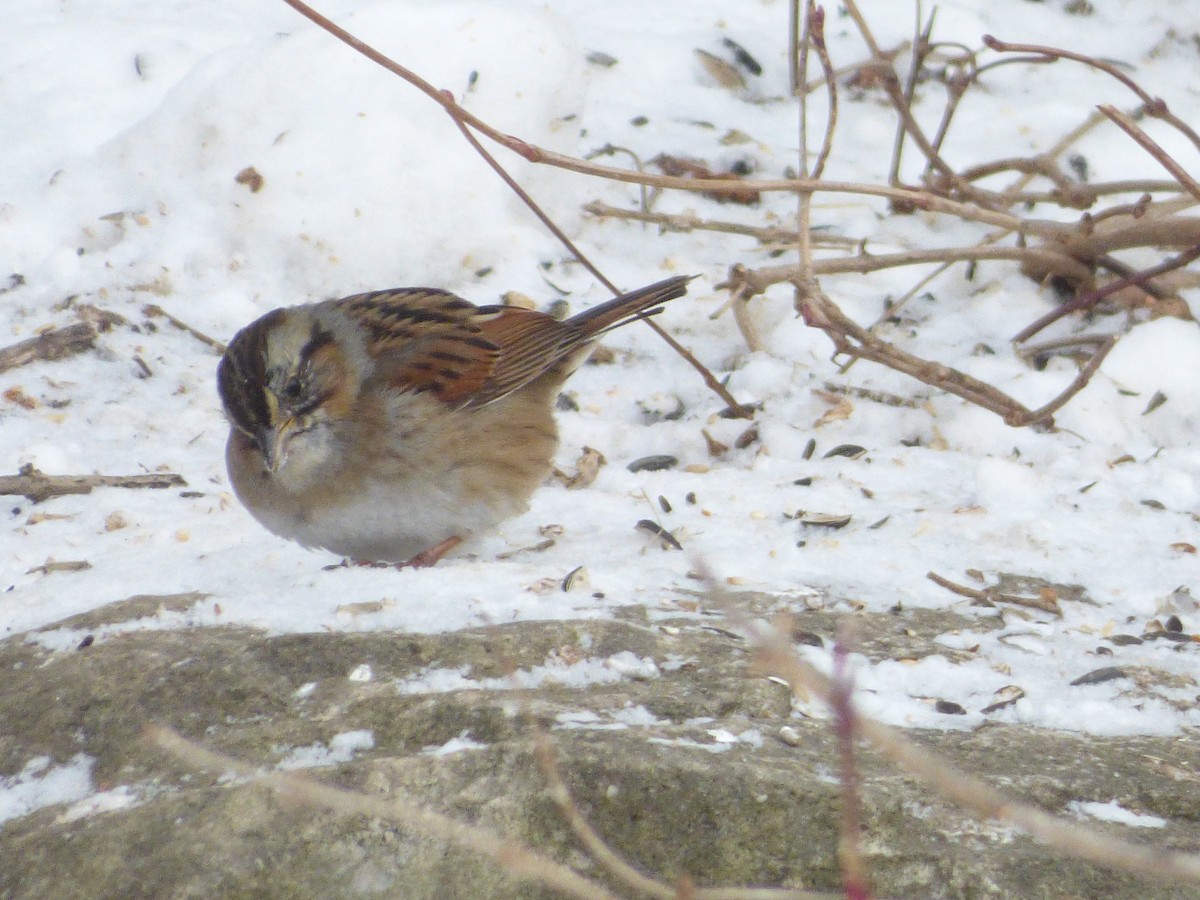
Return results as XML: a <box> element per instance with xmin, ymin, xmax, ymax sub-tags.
<box><xmin>256</xmin><ymin>417</ymin><xmax>297</xmax><ymax>474</ymax></box>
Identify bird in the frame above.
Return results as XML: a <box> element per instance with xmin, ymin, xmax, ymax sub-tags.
<box><xmin>217</xmin><ymin>275</ymin><xmax>693</xmax><ymax>567</ymax></box>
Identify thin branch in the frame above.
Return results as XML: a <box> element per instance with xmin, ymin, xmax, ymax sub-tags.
<box><xmin>784</xmin><ymin>278</ymin><xmax>1109</xmax><ymax>428</ymax></box>
<box><xmin>753</xmin><ymin>635</ymin><xmax>1200</xmax><ymax>884</ymax></box>
<box><xmin>0</xmin><ymin>465</ymin><xmax>187</xmax><ymax>503</ymax></box>
<box><xmin>1098</xmin><ymin>105</ymin><xmax>1200</xmax><ymax>203</ymax></box>
<box><xmin>1013</xmin><ymin>243</ymin><xmax>1200</xmax><ymax>343</ymax></box>
<box><xmin>529</xmin><ymin>726</ymin><xmax>833</xmax><ymax>900</ymax></box>
<box><xmin>831</xmin><ymin>631</ymin><xmax>870</xmax><ymax>900</ymax></box>
<box><xmin>0</xmin><ymin>323</ymin><xmax>96</xmax><ymax>374</ymax></box>
<box><xmin>142</xmin><ymin>305</ymin><xmax>227</xmax><ymax>354</ymax></box>
<box><xmin>983</xmin><ymin>35</ymin><xmax>1200</xmax><ymax>156</ymax></box>
<box><xmin>731</xmin><ymin>244</ymin><xmax>1095</xmax><ymax>287</ymax></box>
<box><xmin>927</xmin><ymin>571</ymin><xmax>1062</xmax><ymax>616</ymax></box>
<box><xmin>149</xmin><ymin>727</ymin><xmax>624</xmax><ymax>900</ymax></box>
<box><xmin>583</xmin><ymin>201</ymin><xmax>861</xmax><ymax>248</ymax></box>
<box><xmin>279</xmin><ymin>0</ymin><xmax>1047</xmax><ymax>233</ymax></box>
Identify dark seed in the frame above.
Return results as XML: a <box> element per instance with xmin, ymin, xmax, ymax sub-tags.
<box><xmin>635</xmin><ymin>519</ymin><xmax>682</xmax><ymax>550</ymax></box>
<box><xmin>791</xmin><ymin>629</ymin><xmax>824</xmax><ymax>648</ymax></box>
<box><xmin>935</xmin><ymin>700</ymin><xmax>967</xmax><ymax>715</ymax></box>
<box><xmin>627</xmin><ymin>455</ymin><xmax>678</xmax><ymax>473</ymax></box>
<box><xmin>1142</xmin><ymin>391</ymin><xmax>1167</xmax><ymax>416</ymax></box>
<box><xmin>1070</xmin><ymin>666</ymin><xmax>1127</xmax><ymax>686</ymax></box>
<box><xmin>721</xmin><ymin>37</ymin><xmax>763</xmax><ymax>76</ymax></box>
<box><xmin>824</xmin><ymin>444</ymin><xmax>866</xmax><ymax>459</ymax></box>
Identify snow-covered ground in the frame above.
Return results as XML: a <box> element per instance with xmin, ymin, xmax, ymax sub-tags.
<box><xmin>4</xmin><ymin>0</ymin><xmax>1199</xmax><ymax>802</ymax></box>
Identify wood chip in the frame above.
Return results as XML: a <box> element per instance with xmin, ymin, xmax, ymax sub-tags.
<box><xmin>553</xmin><ymin>446</ymin><xmax>606</xmax><ymax>489</ymax></box>
<box><xmin>0</xmin><ymin>323</ymin><xmax>96</xmax><ymax>375</ymax></box>
<box><xmin>26</xmin><ymin>558</ymin><xmax>91</xmax><ymax>575</ymax></box>
<box><xmin>0</xmin><ymin>464</ymin><xmax>187</xmax><ymax>503</ymax></box>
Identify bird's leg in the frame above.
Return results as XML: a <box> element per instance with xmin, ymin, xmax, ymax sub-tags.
<box><xmin>321</xmin><ymin>536</ymin><xmax>463</xmax><ymax>571</ymax></box>
<box><xmin>402</xmin><ymin>535</ymin><xmax>463</xmax><ymax>569</ymax></box>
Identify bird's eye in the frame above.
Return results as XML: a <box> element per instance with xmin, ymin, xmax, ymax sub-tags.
<box><xmin>281</xmin><ymin>377</ymin><xmax>304</xmax><ymax>401</ymax></box>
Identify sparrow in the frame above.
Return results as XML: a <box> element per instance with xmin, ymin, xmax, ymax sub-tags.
<box><xmin>217</xmin><ymin>275</ymin><xmax>692</xmax><ymax>566</ymax></box>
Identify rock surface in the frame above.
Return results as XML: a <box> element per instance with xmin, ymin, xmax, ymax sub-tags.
<box><xmin>3</xmin><ymin>597</ymin><xmax>1199</xmax><ymax>899</ymax></box>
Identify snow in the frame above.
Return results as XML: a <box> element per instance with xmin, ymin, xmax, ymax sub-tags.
<box><xmin>4</xmin><ymin>0</ymin><xmax>1200</xmax><ymax>790</ymax></box>
<box><xmin>276</xmin><ymin>729</ymin><xmax>376</xmax><ymax>770</ymax></box>
<box><xmin>1069</xmin><ymin>800</ymin><xmax>1168</xmax><ymax>830</ymax></box>
<box><xmin>0</xmin><ymin>754</ymin><xmax>95</xmax><ymax>826</ymax></box>
<box><xmin>421</xmin><ymin>731</ymin><xmax>489</xmax><ymax>757</ymax></box>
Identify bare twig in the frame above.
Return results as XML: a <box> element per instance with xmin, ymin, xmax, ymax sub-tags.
<box><xmin>0</xmin><ymin>323</ymin><xmax>96</xmax><ymax>374</ymax></box>
<box><xmin>142</xmin><ymin>305</ymin><xmax>226</xmax><ymax>354</ymax></box>
<box><xmin>1098</xmin><ymin>105</ymin><xmax>1200</xmax><ymax>203</ymax></box>
<box><xmin>983</xmin><ymin>35</ymin><xmax>1200</xmax><ymax>156</ymax></box>
<box><xmin>283</xmin><ymin>0</ymin><xmax>749</xmax><ymax>418</ymax></box>
<box><xmin>530</xmin><ymin>727</ymin><xmax>832</xmax><ymax>900</ymax></box>
<box><xmin>831</xmin><ymin>631</ymin><xmax>870</xmax><ymax>900</ymax></box>
<box><xmin>782</xmin><ymin>277</ymin><xmax>1110</xmax><ymax>428</ymax></box>
<box><xmin>583</xmin><ymin>201</ymin><xmax>860</xmax><ymax>248</ymax></box>
<box><xmin>149</xmin><ymin>727</ymin><xmax>624</xmax><ymax>900</ymax></box>
<box><xmin>926</xmin><ymin>571</ymin><xmax>1062</xmax><ymax>616</ymax></box>
<box><xmin>279</xmin><ymin>0</ymin><xmax>1054</xmax><ymax>233</ymax></box>
<box><xmin>1013</xmin><ymin>244</ymin><xmax>1200</xmax><ymax>343</ymax></box>
<box><xmin>753</xmin><ymin>633</ymin><xmax>1200</xmax><ymax>884</ymax></box>
<box><xmin>731</xmin><ymin>244</ymin><xmax>1095</xmax><ymax>289</ymax></box>
<box><xmin>450</xmin><ymin>115</ymin><xmax>750</xmax><ymax>417</ymax></box>
<box><xmin>0</xmin><ymin>464</ymin><xmax>187</xmax><ymax>503</ymax></box>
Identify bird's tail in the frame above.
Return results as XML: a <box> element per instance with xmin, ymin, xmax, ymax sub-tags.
<box><xmin>569</xmin><ymin>275</ymin><xmax>695</xmax><ymax>335</ymax></box>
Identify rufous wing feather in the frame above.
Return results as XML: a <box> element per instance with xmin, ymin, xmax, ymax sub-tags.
<box><xmin>336</xmin><ymin>288</ymin><xmax>501</xmax><ymax>405</ymax></box>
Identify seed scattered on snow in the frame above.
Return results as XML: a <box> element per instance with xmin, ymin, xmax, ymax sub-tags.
<box><xmin>337</xmin><ymin>600</ymin><xmax>392</xmax><ymax>616</ymax></box>
<box><xmin>980</xmin><ymin>685</ymin><xmax>1025</xmax><ymax>714</ymax></box>
<box><xmin>1107</xmin><ymin>634</ymin><xmax>1143</xmax><ymax>646</ymax></box>
<box><xmin>694</xmin><ymin>48</ymin><xmax>746</xmax><ymax>91</ymax></box>
<box><xmin>635</xmin><ymin>519</ymin><xmax>682</xmax><ymax>550</ymax></box>
<box><xmin>561</xmin><ymin>565</ymin><xmax>589</xmax><ymax>592</ymax></box>
<box><xmin>1070</xmin><ymin>666</ymin><xmax>1127</xmax><ymax>687</ymax></box>
<box><xmin>778</xmin><ymin>725</ymin><xmax>802</xmax><ymax>747</ymax></box>
<box><xmin>627</xmin><ymin>454</ymin><xmax>677</xmax><ymax>473</ymax></box>
<box><xmin>823</xmin><ymin>444</ymin><xmax>867</xmax><ymax>460</ymax></box>
<box><xmin>790</xmin><ymin>511</ymin><xmax>852</xmax><ymax>529</ymax></box>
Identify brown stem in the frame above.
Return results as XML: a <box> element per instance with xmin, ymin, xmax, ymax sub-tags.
<box><xmin>0</xmin><ymin>323</ymin><xmax>97</xmax><ymax>374</ymax></box>
<box><xmin>1098</xmin><ymin>105</ymin><xmax>1200</xmax><ymax>203</ymax></box>
<box><xmin>0</xmin><ymin>465</ymin><xmax>187</xmax><ymax>503</ymax></box>
<box><xmin>1013</xmin><ymin>243</ymin><xmax>1200</xmax><ymax>343</ymax></box>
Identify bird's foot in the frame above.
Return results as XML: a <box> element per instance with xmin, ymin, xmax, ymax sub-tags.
<box><xmin>322</xmin><ymin>536</ymin><xmax>463</xmax><ymax>570</ymax></box>
<box><xmin>402</xmin><ymin>535</ymin><xmax>463</xmax><ymax>569</ymax></box>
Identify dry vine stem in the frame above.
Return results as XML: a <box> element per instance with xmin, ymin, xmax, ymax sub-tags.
<box><xmin>749</xmin><ymin>621</ymin><xmax>1200</xmax><ymax>885</ymax></box>
<box><xmin>280</xmin><ymin>0</ymin><xmax>752</xmax><ymax>418</ymax></box>
<box><xmin>152</xmin><ymin>722</ymin><xmax>837</xmax><ymax>900</ymax></box>
<box><xmin>732</xmin><ymin>4</ymin><xmax>1199</xmax><ymax>426</ymax></box>
<box><xmin>148</xmin><ymin>727</ymin><xmax>622</xmax><ymax>900</ymax></box>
